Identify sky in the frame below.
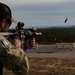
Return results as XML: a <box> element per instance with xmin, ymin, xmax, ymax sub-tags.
<box><xmin>0</xmin><ymin>0</ymin><xmax>75</xmax><ymax>28</ymax></box>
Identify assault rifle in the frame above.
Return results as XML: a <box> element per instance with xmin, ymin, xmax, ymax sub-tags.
<box><xmin>0</xmin><ymin>18</ymin><xmax>42</xmax><ymax>50</ymax></box>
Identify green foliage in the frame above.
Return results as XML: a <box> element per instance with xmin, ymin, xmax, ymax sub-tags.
<box><xmin>36</xmin><ymin>27</ymin><xmax>75</xmax><ymax>44</ymax></box>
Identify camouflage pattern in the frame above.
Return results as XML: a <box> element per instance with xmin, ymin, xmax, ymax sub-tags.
<box><xmin>0</xmin><ymin>35</ymin><xmax>29</xmax><ymax>75</ymax></box>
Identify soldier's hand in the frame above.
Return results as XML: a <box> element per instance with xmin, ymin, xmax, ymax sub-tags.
<box><xmin>25</xmin><ymin>37</ymin><xmax>36</xmax><ymax>49</ymax></box>
<box><xmin>13</xmin><ymin>39</ymin><xmax>21</xmax><ymax>48</ymax></box>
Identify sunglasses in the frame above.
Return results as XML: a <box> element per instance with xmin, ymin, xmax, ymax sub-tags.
<box><xmin>6</xmin><ymin>19</ymin><xmax>12</xmax><ymax>26</ymax></box>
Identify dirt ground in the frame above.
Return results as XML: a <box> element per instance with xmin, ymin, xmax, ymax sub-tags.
<box><xmin>3</xmin><ymin>57</ymin><xmax>75</xmax><ymax>75</ymax></box>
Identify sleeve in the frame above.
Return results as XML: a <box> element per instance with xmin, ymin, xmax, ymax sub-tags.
<box><xmin>0</xmin><ymin>36</ymin><xmax>29</xmax><ymax>75</ymax></box>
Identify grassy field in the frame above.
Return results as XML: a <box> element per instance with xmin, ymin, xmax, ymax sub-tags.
<box><xmin>3</xmin><ymin>57</ymin><xmax>75</xmax><ymax>75</ymax></box>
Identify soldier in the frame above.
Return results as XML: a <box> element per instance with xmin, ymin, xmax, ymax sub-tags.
<box><xmin>0</xmin><ymin>2</ymin><xmax>35</xmax><ymax>75</ymax></box>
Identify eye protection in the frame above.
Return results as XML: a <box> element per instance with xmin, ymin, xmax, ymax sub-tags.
<box><xmin>6</xmin><ymin>19</ymin><xmax>12</xmax><ymax>26</ymax></box>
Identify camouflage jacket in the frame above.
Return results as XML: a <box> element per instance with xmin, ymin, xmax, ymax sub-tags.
<box><xmin>0</xmin><ymin>35</ymin><xmax>29</xmax><ymax>75</ymax></box>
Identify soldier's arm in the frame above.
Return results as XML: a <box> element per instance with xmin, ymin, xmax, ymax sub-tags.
<box><xmin>0</xmin><ymin>36</ymin><xmax>29</xmax><ymax>75</ymax></box>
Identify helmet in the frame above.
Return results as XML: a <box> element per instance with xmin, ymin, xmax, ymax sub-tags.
<box><xmin>0</xmin><ymin>3</ymin><xmax>12</xmax><ymax>24</ymax></box>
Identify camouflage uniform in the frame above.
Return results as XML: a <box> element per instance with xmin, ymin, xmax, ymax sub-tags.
<box><xmin>0</xmin><ymin>35</ymin><xmax>29</xmax><ymax>75</ymax></box>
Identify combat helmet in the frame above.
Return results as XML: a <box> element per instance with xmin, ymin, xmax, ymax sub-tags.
<box><xmin>0</xmin><ymin>2</ymin><xmax>12</xmax><ymax>25</ymax></box>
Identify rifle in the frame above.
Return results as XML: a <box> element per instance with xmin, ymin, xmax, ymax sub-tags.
<box><xmin>0</xmin><ymin>18</ymin><xmax>42</xmax><ymax>50</ymax></box>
